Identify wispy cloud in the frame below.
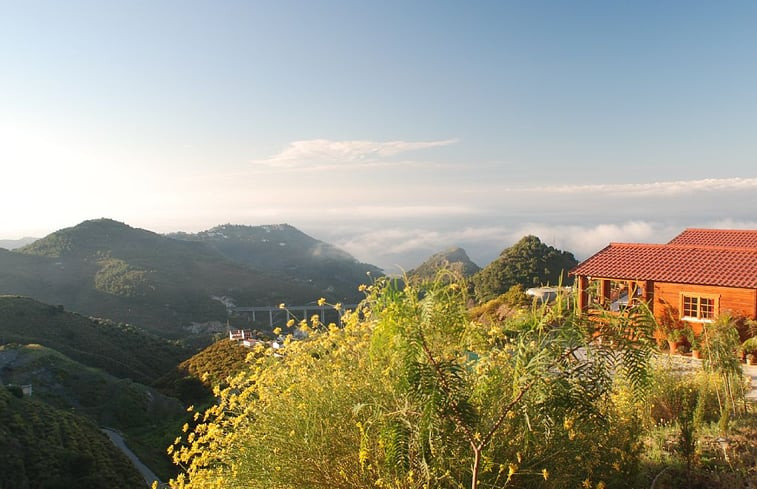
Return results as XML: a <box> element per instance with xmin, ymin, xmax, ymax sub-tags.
<box><xmin>257</xmin><ymin>138</ymin><xmax>458</xmax><ymax>169</ymax></box>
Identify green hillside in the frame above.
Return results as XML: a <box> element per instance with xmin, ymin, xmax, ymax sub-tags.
<box><xmin>0</xmin><ymin>296</ymin><xmax>189</xmax><ymax>384</ymax></box>
<box><xmin>0</xmin><ymin>343</ymin><xmax>184</xmax><ymax>429</ymax></box>
<box><xmin>0</xmin><ymin>385</ymin><xmax>144</xmax><ymax>489</ymax></box>
<box><xmin>3</xmin><ymin>219</ymin><xmax>336</xmax><ymax>337</ymax></box>
<box><xmin>471</xmin><ymin>235</ymin><xmax>578</xmax><ymax>302</ymax></box>
<box><xmin>156</xmin><ymin>338</ymin><xmax>253</xmax><ymax>404</ymax></box>
<box><xmin>169</xmin><ymin>223</ymin><xmax>381</xmax><ymax>303</ymax></box>
<box><xmin>0</xmin><ymin>342</ymin><xmax>187</xmax><ymax>481</ymax></box>
<box><xmin>408</xmin><ymin>247</ymin><xmax>481</xmax><ymax>281</ymax></box>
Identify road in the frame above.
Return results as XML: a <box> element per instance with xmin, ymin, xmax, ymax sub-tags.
<box><xmin>101</xmin><ymin>428</ymin><xmax>164</xmax><ymax>488</ymax></box>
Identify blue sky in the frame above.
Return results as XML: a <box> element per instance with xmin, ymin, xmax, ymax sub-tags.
<box><xmin>2</xmin><ymin>1</ymin><xmax>757</xmax><ymax>271</ymax></box>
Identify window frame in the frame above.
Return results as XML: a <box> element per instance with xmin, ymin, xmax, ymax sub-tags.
<box><xmin>679</xmin><ymin>292</ymin><xmax>719</xmax><ymax>322</ymax></box>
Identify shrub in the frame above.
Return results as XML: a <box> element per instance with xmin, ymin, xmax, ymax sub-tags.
<box><xmin>168</xmin><ymin>277</ymin><xmax>655</xmax><ymax>489</ymax></box>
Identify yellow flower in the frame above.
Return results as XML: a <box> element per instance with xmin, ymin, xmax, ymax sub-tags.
<box><xmin>542</xmin><ymin>468</ymin><xmax>549</xmax><ymax>480</ymax></box>
<box><xmin>273</xmin><ymin>327</ymin><xmax>282</xmax><ymax>335</ymax></box>
<box><xmin>597</xmin><ymin>482</ymin><xmax>606</xmax><ymax>489</ymax></box>
<box><xmin>286</xmin><ymin>319</ymin><xmax>295</xmax><ymax>327</ymax></box>
<box><xmin>335</xmin><ymin>302</ymin><xmax>342</xmax><ymax>311</ymax></box>
<box><xmin>278</xmin><ymin>303</ymin><xmax>285</xmax><ymax>309</ymax></box>
<box><xmin>358</xmin><ymin>284</ymin><xmax>367</xmax><ymax>292</ymax></box>
<box><xmin>317</xmin><ymin>297</ymin><xmax>326</xmax><ymax>306</ymax></box>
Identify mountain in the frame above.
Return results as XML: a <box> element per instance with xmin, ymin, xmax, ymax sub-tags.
<box><xmin>408</xmin><ymin>247</ymin><xmax>481</xmax><ymax>281</ymax></box>
<box><xmin>169</xmin><ymin>223</ymin><xmax>381</xmax><ymax>301</ymax></box>
<box><xmin>0</xmin><ymin>296</ymin><xmax>189</xmax><ymax>384</ymax></box>
<box><xmin>2</xmin><ymin>219</ymin><xmax>342</xmax><ymax>337</ymax></box>
<box><xmin>0</xmin><ymin>384</ymin><xmax>145</xmax><ymax>489</ymax></box>
<box><xmin>471</xmin><ymin>235</ymin><xmax>578</xmax><ymax>303</ymax></box>
<box><xmin>0</xmin><ymin>237</ymin><xmax>37</xmax><ymax>250</ymax></box>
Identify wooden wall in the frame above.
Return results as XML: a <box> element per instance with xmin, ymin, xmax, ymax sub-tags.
<box><xmin>653</xmin><ymin>282</ymin><xmax>757</xmax><ymax>333</ymax></box>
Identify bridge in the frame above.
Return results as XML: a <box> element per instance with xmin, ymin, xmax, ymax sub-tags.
<box><xmin>231</xmin><ymin>304</ymin><xmax>359</xmax><ymax>328</ymax></box>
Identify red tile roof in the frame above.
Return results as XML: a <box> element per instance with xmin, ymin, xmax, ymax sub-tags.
<box><xmin>669</xmin><ymin>228</ymin><xmax>757</xmax><ymax>249</ymax></box>
<box><xmin>572</xmin><ymin>242</ymin><xmax>757</xmax><ymax>288</ymax></box>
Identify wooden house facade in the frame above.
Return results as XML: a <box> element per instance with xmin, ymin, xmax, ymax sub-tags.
<box><xmin>571</xmin><ymin>229</ymin><xmax>757</xmax><ymax>337</ymax></box>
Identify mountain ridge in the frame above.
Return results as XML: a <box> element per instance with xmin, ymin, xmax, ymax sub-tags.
<box><xmin>1</xmin><ymin>218</ymin><xmax>376</xmax><ymax>337</ymax></box>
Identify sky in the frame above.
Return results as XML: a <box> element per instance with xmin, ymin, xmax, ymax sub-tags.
<box><xmin>2</xmin><ymin>1</ymin><xmax>757</xmax><ymax>272</ymax></box>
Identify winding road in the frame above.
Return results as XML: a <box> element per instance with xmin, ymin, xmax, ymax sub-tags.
<box><xmin>101</xmin><ymin>428</ymin><xmax>164</xmax><ymax>488</ymax></box>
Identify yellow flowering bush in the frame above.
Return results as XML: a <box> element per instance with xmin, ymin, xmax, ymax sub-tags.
<box><xmin>168</xmin><ymin>277</ymin><xmax>655</xmax><ymax>489</ymax></box>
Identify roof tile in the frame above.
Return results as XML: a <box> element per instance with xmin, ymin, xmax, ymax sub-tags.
<box><xmin>669</xmin><ymin>228</ymin><xmax>757</xmax><ymax>249</ymax></box>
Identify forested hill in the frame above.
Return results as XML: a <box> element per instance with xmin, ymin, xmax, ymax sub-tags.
<box><xmin>471</xmin><ymin>235</ymin><xmax>578</xmax><ymax>302</ymax></box>
<box><xmin>0</xmin><ymin>295</ymin><xmax>188</xmax><ymax>384</ymax></box>
<box><xmin>168</xmin><ymin>223</ymin><xmax>382</xmax><ymax>299</ymax></box>
<box><xmin>408</xmin><ymin>247</ymin><xmax>481</xmax><ymax>281</ymax></box>
<box><xmin>0</xmin><ymin>219</ymin><xmax>373</xmax><ymax>337</ymax></box>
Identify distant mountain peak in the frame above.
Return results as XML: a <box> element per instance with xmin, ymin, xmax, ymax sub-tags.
<box><xmin>17</xmin><ymin>218</ymin><xmax>163</xmax><ymax>258</ymax></box>
<box><xmin>409</xmin><ymin>247</ymin><xmax>481</xmax><ymax>280</ymax></box>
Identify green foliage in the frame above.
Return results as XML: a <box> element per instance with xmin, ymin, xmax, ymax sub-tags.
<box><xmin>156</xmin><ymin>339</ymin><xmax>252</xmax><ymax>404</ymax></box>
<box><xmin>94</xmin><ymin>257</ymin><xmax>153</xmax><ymax>297</ymax></box>
<box><xmin>0</xmin><ymin>386</ymin><xmax>144</xmax><ymax>489</ymax></box>
<box><xmin>742</xmin><ymin>336</ymin><xmax>757</xmax><ymax>354</ymax></box>
<box><xmin>701</xmin><ymin>315</ymin><xmax>748</xmax><ymax>417</ymax></box>
<box><xmin>471</xmin><ymin>235</ymin><xmax>578</xmax><ymax>303</ymax></box>
<box><xmin>168</xmin><ymin>277</ymin><xmax>655</xmax><ymax>489</ymax></box>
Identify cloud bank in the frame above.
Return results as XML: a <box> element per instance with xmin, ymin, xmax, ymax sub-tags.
<box><xmin>522</xmin><ymin>177</ymin><xmax>757</xmax><ymax>197</ymax></box>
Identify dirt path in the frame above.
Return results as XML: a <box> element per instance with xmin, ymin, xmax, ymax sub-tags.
<box><xmin>101</xmin><ymin>428</ymin><xmax>164</xmax><ymax>488</ymax></box>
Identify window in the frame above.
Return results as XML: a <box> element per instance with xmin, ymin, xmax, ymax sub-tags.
<box><xmin>680</xmin><ymin>294</ymin><xmax>717</xmax><ymax>321</ymax></box>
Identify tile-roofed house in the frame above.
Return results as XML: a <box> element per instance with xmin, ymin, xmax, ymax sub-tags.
<box><xmin>571</xmin><ymin>229</ymin><xmax>757</xmax><ymax>342</ymax></box>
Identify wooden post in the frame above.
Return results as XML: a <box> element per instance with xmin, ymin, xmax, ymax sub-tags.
<box><xmin>577</xmin><ymin>276</ymin><xmax>589</xmax><ymax>315</ymax></box>
<box><xmin>599</xmin><ymin>279</ymin><xmax>611</xmax><ymax>306</ymax></box>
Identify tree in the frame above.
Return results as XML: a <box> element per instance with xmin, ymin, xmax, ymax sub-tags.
<box><xmin>168</xmin><ymin>278</ymin><xmax>654</xmax><ymax>489</ymax></box>
<box><xmin>471</xmin><ymin>236</ymin><xmax>578</xmax><ymax>303</ymax></box>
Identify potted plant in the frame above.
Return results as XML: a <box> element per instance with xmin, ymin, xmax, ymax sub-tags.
<box><xmin>742</xmin><ymin>337</ymin><xmax>757</xmax><ymax>365</ymax></box>
<box><xmin>658</xmin><ymin>304</ymin><xmax>687</xmax><ymax>354</ymax></box>
<box><xmin>689</xmin><ymin>330</ymin><xmax>704</xmax><ymax>359</ymax></box>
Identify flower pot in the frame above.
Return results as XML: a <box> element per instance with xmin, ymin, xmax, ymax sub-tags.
<box><xmin>747</xmin><ymin>354</ymin><xmax>757</xmax><ymax>366</ymax></box>
<box><xmin>667</xmin><ymin>340</ymin><xmax>681</xmax><ymax>355</ymax></box>
<box><xmin>691</xmin><ymin>349</ymin><xmax>702</xmax><ymax>360</ymax></box>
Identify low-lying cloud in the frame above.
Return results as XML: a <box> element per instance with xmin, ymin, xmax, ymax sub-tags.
<box><xmin>523</xmin><ymin>177</ymin><xmax>757</xmax><ymax>197</ymax></box>
<box><xmin>330</xmin><ymin>219</ymin><xmax>756</xmax><ymax>274</ymax></box>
